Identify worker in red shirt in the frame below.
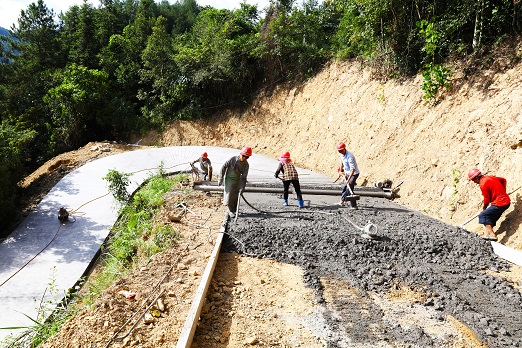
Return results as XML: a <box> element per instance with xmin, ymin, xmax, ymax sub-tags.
<box><xmin>468</xmin><ymin>168</ymin><xmax>511</xmax><ymax>241</ymax></box>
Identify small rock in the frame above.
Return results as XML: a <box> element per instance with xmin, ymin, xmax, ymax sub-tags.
<box><xmin>499</xmin><ymin>327</ymin><xmax>510</xmax><ymax>336</ymax></box>
<box><xmin>157</xmin><ymin>298</ymin><xmax>165</xmax><ymax>312</ymax></box>
<box><xmin>143</xmin><ymin>313</ymin><xmax>155</xmax><ymax>324</ymax></box>
<box><xmin>245</xmin><ymin>336</ymin><xmax>258</xmax><ymax>345</ymax></box>
<box><xmin>484</xmin><ymin>328</ymin><xmax>495</xmax><ymax>336</ymax></box>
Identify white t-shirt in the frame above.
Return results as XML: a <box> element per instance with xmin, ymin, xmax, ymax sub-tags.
<box><xmin>340</xmin><ymin>151</ymin><xmax>360</xmax><ymax>175</ymax></box>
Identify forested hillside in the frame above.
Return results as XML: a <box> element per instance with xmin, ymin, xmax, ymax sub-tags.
<box><xmin>0</xmin><ymin>0</ymin><xmax>521</xmax><ymax>235</ymax></box>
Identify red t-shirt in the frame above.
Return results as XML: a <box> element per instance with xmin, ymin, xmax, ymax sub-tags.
<box><xmin>479</xmin><ymin>176</ymin><xmax>510</xmax><ymax>206</ymax></box>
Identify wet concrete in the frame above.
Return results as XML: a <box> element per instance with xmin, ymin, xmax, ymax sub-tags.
<box><xmin>224</xmin><ymin>192</ymin><xmax>522</xmax><ymax>347</ymax></box>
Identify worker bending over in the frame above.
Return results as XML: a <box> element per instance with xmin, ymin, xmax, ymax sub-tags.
<box><xmin>468</xmin><ymin>168</ymin><xmax>510</xmax><ymax>241</ymax></box>
<box><xmin>192</xmin><ymin>152</ymin><xmax>213</xmax><ymax>181</ymax></box>
<box><xmin>274</xmin><ymin>151</ymin><xmax>304</xmax><ymax>207</ymax></box>
<box><xmin>218</xmin><ymin>147</ymin><xmax>251</xmax><ymax>218</ymax></box>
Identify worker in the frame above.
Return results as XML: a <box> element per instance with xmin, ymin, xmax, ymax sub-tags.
<box><xmin>191</xmin><ymin>152</ymin><xmax>213</xmax><ymax>181</ymax></box>
<box><xmin>468</xmin><ymin>168</ymin><xmax>510</xmax><ymax>241</ymax></box>
<box><xmin>274</xmin><ymin>151</ymin><xmax>304</xmax><ymax>207</ymax></box>
<box><xmin>337</xmin><ymin>142</ymin><xmax>360</xmax><ymax>209</ymax></box>
<box><xmin>218</xmin><ymin>146</ymin><xmax>252</xmax><ymax>218</ymax></box>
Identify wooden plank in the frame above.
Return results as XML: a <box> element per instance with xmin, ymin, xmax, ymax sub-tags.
<box><xmin>176</xmin><ymin>223</ymin><xmax>225</xmax><ymax>348</ymax></box>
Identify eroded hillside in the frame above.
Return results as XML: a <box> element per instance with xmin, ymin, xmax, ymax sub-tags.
<box><xmin>140</xmin><ymin>54</ymin><xmax>522</xmax><ymax>251</ymax></box>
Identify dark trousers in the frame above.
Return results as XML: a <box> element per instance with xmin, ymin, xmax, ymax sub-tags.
<box><xmin>200</xmin><ymin>170</ymin><xmax>212</xmax><ymax>181</ymax></box>
<box><xmin>341</xmin><ymin>173</ymin><xmax>359</xmax><ymax>207</ymax></box>
<box><xmin>479</xmin><ymin>203</ymin><xmax>510</xmax><ymax>226</ymax></box>
<box><xmin>283</xmin><ymin>180</ymin><xmax>302</xmax><ymax>201</ymax></box>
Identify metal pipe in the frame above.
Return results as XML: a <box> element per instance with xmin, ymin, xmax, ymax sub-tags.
<box><xmin>193</xmin><ymin>185</ymin><xmax>394</xmax><ymax>199</ymax></box>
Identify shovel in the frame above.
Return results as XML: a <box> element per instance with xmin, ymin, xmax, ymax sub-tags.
<box><xmin>459</xmin><ymin>212</ymin><xmax>480</xmax><ymax>230</ymax></box>
<box><xmin>345</xmin><ymin>181</ymin><xmax>361</xmax><ymax>202</ymax></box>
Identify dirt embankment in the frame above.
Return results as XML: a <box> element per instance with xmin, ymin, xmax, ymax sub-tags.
<box><xmin>140</xmin><ymin>54</ymin><xmax>522</xmax><ymax>251</ymax></box>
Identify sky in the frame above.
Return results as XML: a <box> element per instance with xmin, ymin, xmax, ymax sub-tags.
<box><xmin>0</xmin><ymin>0</ymin><xmax>271</xmax><ymax>29</ymax></box>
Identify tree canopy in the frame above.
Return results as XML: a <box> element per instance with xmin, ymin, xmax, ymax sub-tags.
<box><xmin>0</xmin><ymin>0</ymin><xmax>520</xmax><ymax>236</ymax></box>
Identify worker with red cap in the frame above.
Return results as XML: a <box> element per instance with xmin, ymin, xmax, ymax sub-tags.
<box><xmin>191</xmin><ymin>152</ymin><xmax>213</xmax><ymax>181</ymax></box>
<box><xmin>218</xmin><ymin>146</ymin><xmax>252</xmax><ymax>218</ymax></box>
<box><xmin>274</xmin><ymin>151</ymin><xmax>304</xmax><ymax>208</ymax></box>
<box><xmin>468</xmin><ymin>168</ymin><xmax>510</xmax><ymax>241</ymax></box>
<box><xmin>337</xmin><ymin>142</ymin><xmax>360</xmax><ymax>209</ymax></box>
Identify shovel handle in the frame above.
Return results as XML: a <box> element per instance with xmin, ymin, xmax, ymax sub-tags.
<box><xmin>460</xmin><ymin>212</ymin><xmax>480</xmax><ymax>228</ymax></box>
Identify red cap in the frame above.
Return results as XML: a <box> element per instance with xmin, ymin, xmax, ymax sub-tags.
<box><xmin>468</xmin><ymin>168</ymin><xmax>481</xmax><ymax>180</ymax></box>
<box><xmin>240</xmin><ymin>146</ymin><xmax>252</xmax><ymax>157</ymax></box>
<box><xmin>279</xmin><ymin>151</ymin><xmax>291</xmax><ymax>162</ymax></box>
<box><xmin>201</xmin><ymin>152</ymin><xmax>208</xmax><ymax>159</ymax></box>
<box><xmin>337</xmin><ymin>142</ymin><xmax>346</xmax><ymax>151</ymax></box>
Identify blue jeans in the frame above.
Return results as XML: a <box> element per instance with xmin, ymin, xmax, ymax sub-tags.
<box><xmin>341</xmin><ymin>173</ymin><xmax>359</xmax><ymax>207</ymax></box>
<box><xmin>479</xmin><ymin>204</ymin><xmax>510</xmax><ymax>227</ymax></box>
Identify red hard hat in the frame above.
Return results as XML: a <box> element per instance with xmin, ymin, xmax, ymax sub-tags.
<box><xmin>468</xmin><ymin>168</ymin><xmax>481</xmax><ymax>180</ymax></box>
<box><xmin>280</xmin><ymin>151</ymin><xmax>290</xmax><ymax>159</ymax></box>
<box><xmin>201</xmin><ymin>152</ymin><xmax>208</xmax><ymax>158</ymax></box>
<box><xmin>337</xmin><ymin>142</ymin><xmax>346</xmax><ymax>150</ymax></box>
<box><xmin>240</xmin><ymin>146</ymin><xmax>252</xmax><ymax>157</ymax></box>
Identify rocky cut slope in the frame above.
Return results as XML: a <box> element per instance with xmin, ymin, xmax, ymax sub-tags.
<box><xmin>145</xmin><ymin>45</ymin><xmax>522</xmax><ymax>251</ymax></box>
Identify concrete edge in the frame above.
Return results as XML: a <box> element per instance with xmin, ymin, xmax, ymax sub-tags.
<box><xmin>176</xmin><ymin>215</ymin><xmax>228</xmax><ymax>348</ymax></box>
<box><xmin>490</xmin><ymin>241</ymin><xmax>522</xmax><ymax>267</ymax></box>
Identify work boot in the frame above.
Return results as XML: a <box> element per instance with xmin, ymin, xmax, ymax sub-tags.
<box><xmin>283</xmin><ymin>199</ymin><xmax>288</xmax><ymax>206</ymax></box>
<box><xmin>298</xmin><ymin>200</ymin><xmax>304</xmax><ymax>208</ymax></box>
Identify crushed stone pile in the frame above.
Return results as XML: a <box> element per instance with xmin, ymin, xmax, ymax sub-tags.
<box><xmin>224</xmin><ymin>193</ymin><xmax>522</xmax><ymax>347</ymax></box>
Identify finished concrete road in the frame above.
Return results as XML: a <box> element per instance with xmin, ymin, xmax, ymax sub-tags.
<box><xmin>0</xmin><ymin>146</ymin><xmax>332</xmax><ymax>341</ymax></box>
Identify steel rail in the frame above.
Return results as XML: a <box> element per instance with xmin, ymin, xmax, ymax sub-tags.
<box><xmin>193</xmin><ymin>184</ymin><xmax>394</xmax><ymax>199</ymax></box>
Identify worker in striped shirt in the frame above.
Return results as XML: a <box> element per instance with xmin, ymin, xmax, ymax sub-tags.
<box><xmin>274</xmin><ymin>152</ymin><xmax>304</xmax><ymax>208</ymax></box>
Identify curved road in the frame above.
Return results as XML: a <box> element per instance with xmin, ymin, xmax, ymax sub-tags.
<box><xmin>0</xmin><ymin>146</ymin><xmax>333</xmax><ymax>341</ymax></box>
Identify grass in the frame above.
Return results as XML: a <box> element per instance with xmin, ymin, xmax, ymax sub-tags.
<box><xmin>1</xmin><ymin>170</ymin><xmax>188</xmax><ymax>347</ymax></box>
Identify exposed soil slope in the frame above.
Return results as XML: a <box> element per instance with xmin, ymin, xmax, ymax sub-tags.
<box><xmin>143</xmin><ymin>52</ymin><xmax>522</xmax><ymax>251</ymax></box>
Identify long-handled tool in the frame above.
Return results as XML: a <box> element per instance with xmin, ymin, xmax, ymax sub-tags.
<box><xmin>459</xmin><ymin>212</ymin><xmax>480</xmax><ymax>230</ymax></box>
<box><xmin>234</xmin><ymin>189</ymin><xmax>242</xmax><ymax>223</ymax></box>
<box><xmin>342</xmin><ymin>175</ymin><xmax>361</xmax><ymax>202</ymax></box>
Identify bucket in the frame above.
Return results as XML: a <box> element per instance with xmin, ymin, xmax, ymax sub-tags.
<box><xmin>363</xmin><ymin>222</ymin><xmax>377</xmax><ymax>235</ymax></box>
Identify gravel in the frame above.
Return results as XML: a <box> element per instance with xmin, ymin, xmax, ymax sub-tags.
<box><xmin>224</xmin><ymin>192</ymin><xmax>522</xmax><ymax>347</ymax></box>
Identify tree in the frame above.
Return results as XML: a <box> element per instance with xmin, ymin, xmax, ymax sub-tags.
<box><xmin>0</xmin><ymin>120</ymin><xmax>35</xmax><ymax>235</ymax></box>
<box><xmin>9</xmin><ymin>0</ymin><xmax>62</xmax><ymax>72</ymax></box>
<box><xmin>172</xmin><ymin>5</ymin><xmax>262</xmax><ymax>117</ymax></box>
<box><xmin>60</xmin><ymin>3</ymin><xmax>100</xmax><ymax>68</ymax></box>
<box><xmin>43</xmin><ymin>64</ymin><xmax>111</xmax><ymax>152</ymax></box>
<box><xmin>139</xmin><ymin>16</ymin><xmax>178</xmax><ymax>124</ymax></box>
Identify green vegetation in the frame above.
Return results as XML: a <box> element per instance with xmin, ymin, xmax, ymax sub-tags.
<box><xmin>1</xmin><ymin>0</ymin><xmax>521</xmax><ymax>235</ymax></box>
<box><xmin>0</xmin><ymin>267</ymin><xmax>80</xmax><ymax>348</ymax></box>
<box><xmin>452</xmin><ymin>168</ymin><xmax>462</xmax><ymax>195</ymax></box>
<box><xmin>1</xmin><ymin>171</ymin><xmax>185</xmax><ymax>346</ymax></box>
<box><xmin>84</xmin><ymin>170</ymin><xmax>182</xmax><ymax>306</ymax></box>
<box><xmin>103</xmin><ymin>168</ymin><xmax>132</xmax><ymax>205</ymax></box>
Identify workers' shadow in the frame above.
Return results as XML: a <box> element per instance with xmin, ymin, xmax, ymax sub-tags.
<box><xmin>497</xmin><ymin>193</ymin><xmax>522</xmax><ymax>244</ymax></box>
